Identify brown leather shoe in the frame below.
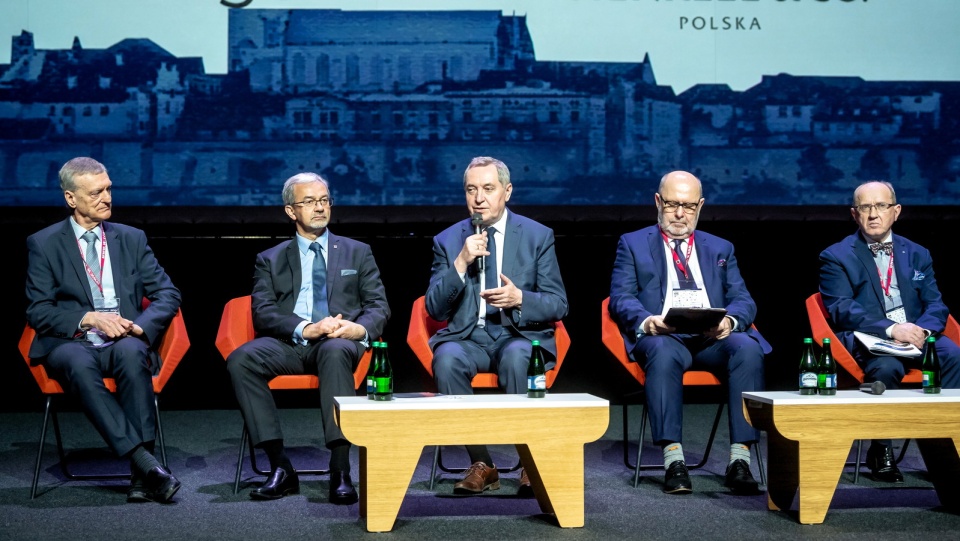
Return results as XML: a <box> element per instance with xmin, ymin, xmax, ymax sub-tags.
<box><xmin>517</xmin><ymin>468</ymin><xmax>533</xmax><ymax>498</ymax></box>
<box><xmin>453</xmin><ymin>461</ymin><xmax>500</xmax><ymax>494</ymax></box>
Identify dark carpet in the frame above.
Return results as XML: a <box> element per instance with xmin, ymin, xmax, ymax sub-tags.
<box><xmin>0</xmin><ymin>404</ymin><xmax>957</xmax><ymax>540</ymax></box>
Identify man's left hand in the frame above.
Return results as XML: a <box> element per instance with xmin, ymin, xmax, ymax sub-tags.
<box><xmin>703</xmin><ymin>315</ymin><xmax>734</xmax><ymax>340</ymax></box>
<box><xmin>480</xmin><ymin>274</ymin><xmax>523</xmax><ymax>309</ymax></box>
<box><xmin>327</xmin><ymin>317</ymin><xmax>367</xmax><ymax>341</ymax></box>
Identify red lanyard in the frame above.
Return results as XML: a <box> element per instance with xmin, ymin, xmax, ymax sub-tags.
<box><xmin>877</xmin><ymin>250</ymin><xmax>894</xmax><ymax>297</ymax></box>
<box><xmin>660</xmin><ymin>230</ymin><xmax>694</xmax><ymax>279</ymax></box>
<box><xmin>77</xmin><ymin>227</ymin><xmax>106</xmax><ymax>293</ymax></box>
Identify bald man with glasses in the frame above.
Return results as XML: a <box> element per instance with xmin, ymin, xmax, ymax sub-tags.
<box><xmin>819</xmin><ymin>180</ymin><xmax>960</xmax><ymax>483</ymax></box>
<box><xmin>608</xmin><ymin>170</ymin><xmax>770</xmax><ymax>496</ymax></box>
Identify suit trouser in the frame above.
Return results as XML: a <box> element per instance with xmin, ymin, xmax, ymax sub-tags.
<box><xmin>226</xmin><ymin>337</ymin><xmax>360</xmax><ymax>449</ymax></box>
<box><xmin>632</xmin><ymin>332</ymin><xmax>765</xmax><ymax>446</ymax></box>
<box><xmin>43</xmin><ymin>337</ymin><xmax>155</xmax><ymax>457</ymax></box>
<box><xmin>432</xmin><ymin>327</ymin><xmax>556</xmax><ymax>395</ymax></box>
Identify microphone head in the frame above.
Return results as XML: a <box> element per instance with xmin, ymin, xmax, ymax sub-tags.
<box><xmin>871</xmin><ymin>381</ymin><xmax>886</xmax><ymax>394</ymax></box>
<box><xmin>470</xmin><ymin>213</ymin><xmax>483</xmax><ymax>227</ymax></box>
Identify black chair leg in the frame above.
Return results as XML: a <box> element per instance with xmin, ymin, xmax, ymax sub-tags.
<box><xmin>233</xmin><ymin>424</ymin><xmax>250</xmax><ymax>494</ymax></box>
<box><xmin>30</xmin><ymin>396</ymin><xmax>54</xmax><ymax>499</ymax></box>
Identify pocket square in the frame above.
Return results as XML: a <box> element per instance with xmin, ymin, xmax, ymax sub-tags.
<box><xmin>341</xmin><ymin>269</ymin><xmax>357</xmax><ymax>276</ymax></box>
<box><xmin>717</xmin><ymin>259</ymin><xmax>726</xmax><ymax>267</ymax></box>
<box><xmin>912</xmin><ymin>270</ymin><xmax>925</xmax><ymax>281</ymax></box>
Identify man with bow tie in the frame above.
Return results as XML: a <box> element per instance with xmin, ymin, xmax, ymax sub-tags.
<box><xmin>820</xmin><ymin>180</ymin><xmax>960</xmax><ymax>482</ymax></box>
<box><xmin>608</xmin><ymin>170</ymin><xmax>770</xmax><ymax>495</ymax></box>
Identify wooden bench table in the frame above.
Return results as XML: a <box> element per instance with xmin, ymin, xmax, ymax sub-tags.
<box><xmin>335</xmin><ymin>392</ymin><xmax>609</xmax><ymax>532</ymax></box>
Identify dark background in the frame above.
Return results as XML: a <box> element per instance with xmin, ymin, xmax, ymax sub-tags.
<box><xmin>6</xmin><ymin>204</ymin><xmax>958</xmax><ymax>413</ymax></box>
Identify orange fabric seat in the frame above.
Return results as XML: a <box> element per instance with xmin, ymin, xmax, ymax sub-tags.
<box><xmin>215</xmin><ymin>295</ymin><xmax>372</xmax><ymax>493</ymax></box>
<box><xmin>601</xmin><ymin>296</ymin><xmax>764</xmax><ymax>487</ymax></box>
<box><xmin>19</xmin><ymin>300</ymin><xmax>190</xmax><ymax>499</ymax></box>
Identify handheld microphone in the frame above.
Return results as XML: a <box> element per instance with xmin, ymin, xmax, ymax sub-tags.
<box><xmin>859</xmin><ymin>381</ymin><xmax>886</xmax><ymax>395</ymax></box>
<box><xmin>471</xmin><ymin>213</ymin><xmax>484</xmax><ymax>272</ymax></box>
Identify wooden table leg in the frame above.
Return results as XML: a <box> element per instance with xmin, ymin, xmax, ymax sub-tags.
<box><xmin>764</xmin><ymin>429</ymin><xmax>799</xmax><ymax>513</ymax></box>
<box><xmin>360</xmin><ymin>444</ymin><xmax>423</xmax><ymax>532</ymax></box>
<box><xmin>916</xmin><ymin>437</ymin><xmax>960</xmax><ymax>511</ymax></box>
<box><xmin>797</xmin><ymin>440</ymin><xmax>852</xmax><ymax>525</ymax></box>
<box><xmin>517</xmin><ymin>442</ymin><xmax>586</xmax><ymax>528</ymax></box>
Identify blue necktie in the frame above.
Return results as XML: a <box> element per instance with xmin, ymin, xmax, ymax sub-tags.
<box><xmin>309</xmin><ymin>242</ymin><xmax>329</xmax><ymax>322</ymax></box>
<box><xmin>484</xmin><ymin>227</ymin><xmax>502</xmax><ymax>339</ymax></box>
<box><xmin>81</xmin><ymin>230</ymin><xmax>104</xmax><ymax>303</ymax></box>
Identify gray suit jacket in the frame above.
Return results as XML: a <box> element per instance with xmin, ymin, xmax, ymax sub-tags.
<box><xmin>425</xmin><ymin>211</ymin><xmax>568</xmax><ymax>357</ymax></box>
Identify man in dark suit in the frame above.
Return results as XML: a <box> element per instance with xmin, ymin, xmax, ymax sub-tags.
<box><xmin>608</xmin><ymin>170</ymin><xmax>768</xmax><ymax>495</ymax></box>
<box><xmin>25</xmin><ymin>157</ymin><xmax>182</xmax><ymax>503</ymax></box>
<box><xmin>226</xmin><ymin>172</ymin><xmax>389</xmax><ymax>505</ymax></box>
<box><xmin>820</xmin><ymin>180</ymin><xmax>960</xmax><ymax>482</ymax></box>
<box><xmin>425</xmin><ymin>156</ymin><xmax>568</xmax><ymax>495</ymax></box>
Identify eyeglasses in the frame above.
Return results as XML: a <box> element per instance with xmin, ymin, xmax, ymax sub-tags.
<box><xmin>658</xmin><ymin>195</ymin><xmax>700</xmax><ymax>214</ymax></box>
<box><xmin>854</xmin><ymin>202</ymin><xmax>895</xmax><ymax>214</ymax></box>
<box><xmin>291</xmin><ymin>197</ymin><xmax>331</xmax><ymax>208</ymax></box>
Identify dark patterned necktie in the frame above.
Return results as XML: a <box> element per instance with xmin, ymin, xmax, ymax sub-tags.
<box><xmin>869</xmin><ymin>242</ymin><xmax>893</xmax><ymax>256</ymax></box>
<box><xmin>672</xmin><ymin>239</ymin><xmax>697</xmax><ymax>290</ymax></box>
<box><xmin>484</xmin><ymin>227</ymin><xmax>502</xmax><ymax>339</ymax></box>
<box><xmin>309</xmin><ymin>242</ymin><xmax>329</xmax><ymax>322</ymax></box>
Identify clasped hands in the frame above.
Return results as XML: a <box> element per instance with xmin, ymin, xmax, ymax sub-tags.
<box><xmin>304</xmin><ymin>314</ymin><xmax>366</xmax><ymax>341</ymax></box>
<box><xmin>890</xmin><ymin>322</ymin><xmax>927</xmax><ymax>349</ymax></box>
<box><xmin>643</xmin><ymin>314</ymin><xmax>734</xmax><ymax>340</ymax></box>
<box><xmin>81</xmin><ymin>311</ymin><xmax>144</xmax><ymax>340</ymax></box>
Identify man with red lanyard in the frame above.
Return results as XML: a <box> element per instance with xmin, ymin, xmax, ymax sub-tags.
<box><xmin>820</xmin><ymin>180</ymin><xmax>960</xmax><ymax>482</ymax></box>
<box><xmin>608</xmin><ymin>170</ymin><xmax>770</xmax><ymax>495</ymax></box>
<box><xmin>25</xmin><ymin>157</ymin><xmax>182</xmax><ymax>503</ymax></box>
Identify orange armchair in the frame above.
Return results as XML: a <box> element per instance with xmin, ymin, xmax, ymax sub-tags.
<box><xmin>601</xmin><ymin>296</ymin><xmax>765</xmax><ymax>487</ymax></box>
<box><xmin>406</xmin><ymin>295</ymin><xmax>571</xmax><ymax>488</ymax></box>
<box><xmin>215</xmin><ymin>295</ymin><xmax>372</xmax><ymax>493</ymax></box>
<box><xmin>19</xmin><ymin>300</ymin><xmax>189</xmax><ymax>499</ymax></box>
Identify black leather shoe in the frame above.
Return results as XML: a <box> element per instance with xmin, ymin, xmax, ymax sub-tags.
<box><xmin>329</xmin><ymin>471</ymin><xmax>358</xmax><ymax>505</ymax></box>
<box><xmin>250</xmin><ymin>467</ymin><xmax>300</xmax><ymax>500</ymax></box>
<box><xmin>663</xmin><ymin>460</ymin><xmax>692</xmax><ymax>494</ymax></box>
<box><xmin>127</xmin><ymin>470</ymin><xmax>149</xmax><ymax>503</ymax></box>
<box><xmin>143</xmin><ymin>465</ymin><xmax>181</xmax><ymax>503</ymax></box>
<box><xmin>866</xmin><ymin>444</ymin><xmax>904</xmax><ymax>483</ymax></box>
<box><xmin>724</xmin><ymin>459</ymin><xmax>761</xmax><ymax>494</ymax></box>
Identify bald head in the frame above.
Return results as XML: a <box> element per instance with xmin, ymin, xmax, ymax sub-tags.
<box><xmin>658</xmin><ymin>171</ymin><xmax>703</xmax><ymax>199</ymax></box>
<box><xmin>852</xmin><ymin>181</ymin><xmax>896</xmax><ymax>208</ymax></box>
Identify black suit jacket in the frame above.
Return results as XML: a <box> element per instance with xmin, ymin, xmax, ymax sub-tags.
<box><xmin>250</xmin><ymin>232</ymin><xmax>390</xmax><ymax>347</ymax></box>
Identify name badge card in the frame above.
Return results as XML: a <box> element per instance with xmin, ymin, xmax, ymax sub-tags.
<box><xmin>886</xmin><ymin>306</ymin><xmax>907</xmax><ymax>324</ymax></box>
<box><xmin>672</xmin><ymin>288</ymin><xmax>703</xmax><ymax>308</ymax></box>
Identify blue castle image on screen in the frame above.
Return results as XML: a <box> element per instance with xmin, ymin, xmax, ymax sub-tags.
<box><xmin>0</xmin><ymin>8</ymin><xmax>958</xmax><ymax>206</ymax></box>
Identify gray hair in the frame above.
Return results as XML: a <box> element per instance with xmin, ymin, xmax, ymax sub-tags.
<box><xmin>59</xmin><ymin>157</ymin><xmax>107</xmax><ymax>192</ymax></box>
<box><xmin>282</xmin><ymin>172</ymin><xmax>329</xmax><ymax>206</ymax></box>
<box><xmin>853</xmin><ymin>180</ymin><xmax>897</xmax><ymax>207</ymax></box>
<box><xmin>463</xmin><ymin>156</ymin><xmax>510</xmax><ymax>189</ymax></box>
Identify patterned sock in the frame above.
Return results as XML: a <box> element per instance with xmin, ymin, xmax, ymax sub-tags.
<box><xmin>662</xmin><ymin>442</ymin><xmax>685</xmax><ymax>469</ymax></box>
<box><xmin>130</xmin><ymin>445</ymin><xmax>161</xmax><ymax>476</ymax></box>
<box><xmin>730</xmin><ymin>443</ymin><xmax>751</xmax><ymax>465</ymax></box>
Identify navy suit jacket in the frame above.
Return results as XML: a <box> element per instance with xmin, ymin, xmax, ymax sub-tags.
<box><xmin>251</xmin><ymin>232</ymin><xmax>389</xmax><ymax>350</ymax></box>
<box><xmin>25</xmin><ymin>218</ymin><xmax>181</xmax><ymax>360</ymax></box>
<box><xmin>425</xmin><ymin>211</ymin><xmax>568</xmax><ymax>357</ymax></box>
<box><xmin>608</xmin><ymin>225</ymin><xmax>770</xmax><ymax>359</ymax></box>
<box><xmin>819</xmin><ymin>231</ymin><xmax>948</xmax><ymax>354</ymax></box>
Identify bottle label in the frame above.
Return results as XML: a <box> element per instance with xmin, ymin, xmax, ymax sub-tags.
<box><xmin>366</xmin><ymin>377</ymin><xmax>375</xmax><ymax>394</ymax></box>
<box><xmin>528</xmin><ymin>374</ymin><xmax>546</xmax><ymax>391</ymax></box>
<box><xmin>923</xmin><ymin>372</ymin><xmax>932</xmax><ymax>386</ymax></box>
<box><xmin>820</xmin><ymin>374</ymin><xmax>836</xmax><ymax>389</ymax></box>
<box><xmin>375</xmin><ymin>377</ymin><xmax>392</xmax><ymax>393</ymax></box>
<box><xmin>799</xmin><ymin>372</ymin><xmax>818</xmax><ymax>388</ymax></box>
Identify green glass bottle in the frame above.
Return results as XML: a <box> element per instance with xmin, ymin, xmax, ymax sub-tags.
<box><xmin>527</xmin><ymin>340</ymin><xmax>546</xmax><ymax>398</ymax></box>
<box><xmin>799</xmin><ymin>338</ymin><xmax>818</xmax><ymax>395</ymax></box>
<box><xmin>373</xmin><ymin>340</ymin><xmax>393</xmax><ymax>401</ymax></box>
<box><xmin>817</xmin><ymin>338</ymin><xmax>837</xmax><ymax>395</ymax></box>
<box><xmin>366</xmin><ymin>341</ymin><xmax>382</xmax><ymax>400</ymax></box>
<box><xmin>922</xmin><ymin>335</ymin><xmax>941</xmax><ymax>394</ymax></box>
